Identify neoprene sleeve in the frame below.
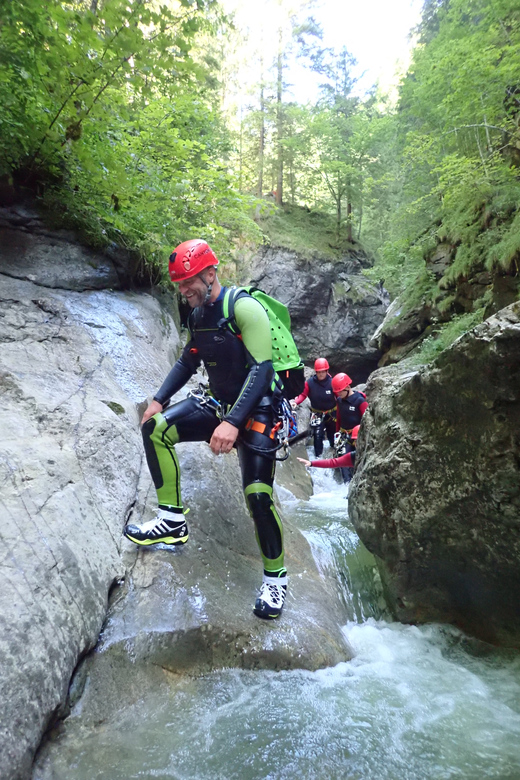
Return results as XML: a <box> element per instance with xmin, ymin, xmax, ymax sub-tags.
<box><xmin>153</xmin><ymin>347</ymin><xmax>200</xmax><ymax>406</ymax></box>
<box><xmin>311</xmin><ymin>451</ymin><xmax>355</xmax><ymax>469</ymax></box>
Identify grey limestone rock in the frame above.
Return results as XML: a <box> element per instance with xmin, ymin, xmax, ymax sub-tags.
<box><xmin>0</xmin><ymin>230</ymin><xmax>353</xmax><ymax>780</ymax></box>
<box><xmin>349</xmin><ymin>301</ymin><xmax>520</xmax><ymax>646</ymax></box>
<box><xmin>246</xmin><ymin>245</ymin><xmax>389</xmax><ymax>383</ymax></box>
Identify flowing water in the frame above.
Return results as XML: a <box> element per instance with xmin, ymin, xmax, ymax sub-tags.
<box><xmin>35</xmin><ymin>458</ymin><xmax>520</xmax><ymax>780</ymax></box>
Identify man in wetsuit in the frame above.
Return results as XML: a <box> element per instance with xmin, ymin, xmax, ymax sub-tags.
<box><xmin>331</xmin><ymin>373</ymin><xmax>368</xmax><ymax>482</ymax></box>
<box><xmin>123</xmin><ymin>239</ymin><xmax>287</xmax><ymax>619</ymax></box>
<box><xmin>290</xmin><ymin>358</ymin><xmax>336</xmax><ymax>456</ymax></box>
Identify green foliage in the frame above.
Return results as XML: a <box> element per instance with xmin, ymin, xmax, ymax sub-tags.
<box><xmin>0</xmin><ymin>0</ymin><xmax>260</xmax><ymax>278</ymax></box>
<box><xmin>413</xmin><ymin>309</ymin><xmax>485</xmax><ymax>364</ymax></box>
<box><xmin>257</xmin><ymin>202</ymin><xmax>346</xmax><ymax>259</ymax></box>
<box><xmin>489</xmin><ymin>210</ymin><xmax>520</xmax><ymax>272</ymax></box>
<box><xmin>369</xmin><ymin>0</ymin><xmax>520</xmax><ymax>311</ymax></box>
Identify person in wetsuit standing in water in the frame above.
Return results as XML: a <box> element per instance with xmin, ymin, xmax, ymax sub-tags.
<box><xmin>290</xmin><ymin>358</ymin><xmax>336</xmax><ymax>456</ymax></box>
<box><xmin>331</xmin><ymin>373</ymin><xmax>368</xmax><ymax>482</ymax></box>
<box><xmin>124</xmin><ymin>239</ymin><xmax>287</xmax><ymax>619</ymax></box>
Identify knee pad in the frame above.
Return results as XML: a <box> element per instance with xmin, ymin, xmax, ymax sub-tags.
<box><xmin>142</xmin><ymin>416</ymin><xmax>164</xmax><ymax>488</ymax></box>
<box><xmin>245</xmin><ymin>490</ymin><xmax>273</xmax><ymax>521</ymax></box>
<box><xmin>142</xmin><ymin>416</ymin><xmax>157</xmax><ymax>443</ymax></box>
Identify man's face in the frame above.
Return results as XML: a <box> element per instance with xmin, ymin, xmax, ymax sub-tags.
<box><xmin>178</xmin><ymin>273</ymin><xmax>210</xmax><ymax>308</ymax></box>
<box><xmin>337</xmin><ymin>387</ymin><xmax>350</xmax><ymax>399</ymax></box>
<box><xmin>316</xmin><ymin>370</ymin><xmax>327</xmax><ymax>381</ymax></box>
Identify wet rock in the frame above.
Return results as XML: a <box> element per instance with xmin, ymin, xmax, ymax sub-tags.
<box><xmin>349</xmin><ymin>301</ymin><xmax>520</xmax><ymax>647</ymax></box>
<box><xmin>0</xmin><ymin>274</ymin><xmax>180</xmax><ymax>780</ymax></box>
<box><xmin>244</xmin><ymin>245</ymin><xmax>388</xmax><ymax>383</ymax></box>
<box><xmin>0</xmin><ymin>206</ymin><xmax>140</xmax><ymax>291</ymax></box>
<box><xmin>0</xmin><ymin>263</ymin><xmax>352</xmax><ymax>779</ymax></box>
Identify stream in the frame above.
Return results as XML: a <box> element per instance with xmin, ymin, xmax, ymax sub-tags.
<box><xmin>34</xmin><ymin>458</ymin><xmax>520</xmax><ymax>780</ymax></box>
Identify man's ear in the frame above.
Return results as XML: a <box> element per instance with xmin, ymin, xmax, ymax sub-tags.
<box><xmin>202</xmin><ymin>266</ymin><xmax>217</xmax><ymax>285</ymax></box>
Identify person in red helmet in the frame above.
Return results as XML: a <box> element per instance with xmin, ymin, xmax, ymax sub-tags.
<box><xmin>290</xmin><ymin>357</ymin><xmax>336</xmax><ymax>456</ymax></box>
<box><xmin>298</xmin><ymin>425</ymin><xmax>361</xmax><ymax>470</ymax></box>
<box><xmin>124</xmin><ymin>239</ymin><xmax>287</xmax><ymax>620</ymax></box>
<box><xmin>331</xmin><ymin>373</ymin><xmax>368</xmax><ymax>433</ymax></box>
<box><xmin>331</xmin><ymin>373</ymin><xmax>368</xmax><ymax>482</ymax></box>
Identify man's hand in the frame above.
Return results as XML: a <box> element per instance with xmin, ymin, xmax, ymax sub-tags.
<box><xmin>141</xmin><ymin>400</ymin><xmax>164</xmax><ymax>426</ymax></box>
<box><xmin>210</xmin><ymin>421</ymin><xmax>239</xmax><ymax>455</ymax></box>
<box><xmin>297</xmin><ymin>457</ymin><xmax>311</xmax><ymax>467</ymax></box>
<box><xmin>290</xmin><ymin>399</ymin><xmax>297</xmax><ymax>410</ymax></box>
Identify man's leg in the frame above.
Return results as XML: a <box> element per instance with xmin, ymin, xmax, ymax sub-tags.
<box><xmin>125</xmin><ymin>396</ymin><xmax>219</xmax><ymax>546</ymax></box>
<box><xmin>313</xmin><ymin>421</ymin><xmax>324</xmax><ymax>457</ymax></box>
<box><xmin>237</xmin><ymin>407</ymin><xmax>287</xmax><ymax>619</ymax></box>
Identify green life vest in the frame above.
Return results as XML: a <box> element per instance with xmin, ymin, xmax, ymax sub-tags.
<box><xmin>221</xmin><ymin>286</ymin><xmax>303</xmax><ymax>373</ymax></box>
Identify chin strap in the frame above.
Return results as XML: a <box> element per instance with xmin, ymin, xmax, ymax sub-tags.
<box><xmin>199</xmin><ymin>269</ymin><xmax>214</xmax><ymax>304</ymax></box>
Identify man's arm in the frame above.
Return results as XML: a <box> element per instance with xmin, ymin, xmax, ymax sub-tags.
<box><xmin>297</xmin><ymin>451</ymin><xmax>355</xmax><ymax>469</ymax></box>
<box><xmin>293</xmin><ymin>381</ymin><xmax>310</xmax><ymax>406</ymax></box>
<box><xmin>311</xmin><ymin>451</ymin><xmax>355</xmax><ymax>469</ymax></box>
<box><xmin>141</xmin><ymin>343</ymin><xmax>200</xmax><ymax>424</ymax></box>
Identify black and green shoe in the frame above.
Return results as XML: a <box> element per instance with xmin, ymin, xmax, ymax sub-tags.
<box><xmin>124</xmin><ymin>508</ymin><xmax>188</xmax><ymax>546</ymax></box>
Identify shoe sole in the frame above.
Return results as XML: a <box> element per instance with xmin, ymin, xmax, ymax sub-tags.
<box><xmin>253</xmin><ymin>607</ymin><xmax>282</xmax><ymax>620</ymax></box>
<box><xmin>124</xmin><ymin>533</ymin><xmax>189</xmax><ymax>546</ymax></box>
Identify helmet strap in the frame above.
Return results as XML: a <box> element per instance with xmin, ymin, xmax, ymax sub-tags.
<box><xmin>199</xmin><ymin>269</ymin><xmax>214</xmax><ymax>304</ymax></box>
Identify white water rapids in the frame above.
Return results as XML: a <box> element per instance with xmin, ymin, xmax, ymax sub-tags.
<box><xmin>34</xmin><ymin>456</ymin><xmax>520</xmax><ymax>780</ymax></box>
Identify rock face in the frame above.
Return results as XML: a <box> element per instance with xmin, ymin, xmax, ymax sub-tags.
<box><xmin>349</xmin><ymin>302</ymin><xmax>520</xmax><ymax>646</ymax></box>
<box><xmin>371</xmin><ymin>243</ymin><xmax>519</xmax><ymax>367</ymax></box>
<box><xmin>0</xmin><ymin>228</ymin><xmax>353</xmax><ymax>780</ymax></box>
<box><xmin>246</xmin><ymin>245</ymin><xmax>389</xmax><ymax>384</ymax></box>
<box><xmin>0</xmin><ymin>204</ymin><xmax>142</xmax><ymax>290</ymax></box>
<box><xmin>0</xmin><ymin>274</ymin><xmax>178</xmax><ymax>780</ymax></box>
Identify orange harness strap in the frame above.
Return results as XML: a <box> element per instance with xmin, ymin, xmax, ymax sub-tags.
<box><xmin>245</xmin><ymin>419</ymin><xmax>267</xmax><ymax>435</ymax></box>
<box><xmin>245</xmin><ymin>418</ymin><xmax>279</xmax><ymax>439</ymax></box>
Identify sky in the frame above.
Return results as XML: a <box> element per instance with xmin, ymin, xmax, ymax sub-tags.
<box><xmin>222</xmin><ymin>0</ymin><xmax>425</xmax><ymax>101</ymax></box>
<box><xmin>315</xmin><ymin>0</ymin><xmax>424</xmax><ymax>93</ymax></box>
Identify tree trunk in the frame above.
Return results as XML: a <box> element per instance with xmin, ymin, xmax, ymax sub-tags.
<box><xmin>238</xmin><ymin>101</ymin><xmax>243</xmax><ymax>192</ymax></box>
<box><xmin>346</xmin><ymin>197</ymin><xmax>353</xmax><ymax>242</ymax></box>
<box><xmin>258</xmin><ymin>56</ymin><xmax>265</xmax><ymax>198</ymax></box>
<box><xmin>276</xmin><ymin>26</ymin><xmax>283</xmax><ymax>207</ymax></box>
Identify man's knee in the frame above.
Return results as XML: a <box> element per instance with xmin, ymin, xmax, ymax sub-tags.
<box><xmin>142</xmin><ymin>415</ymin><xmax>158</xmax><ymax>444</ymax></box>
<box><xmin>245</xmin><ymin>489</ymin><xmax>273</xmax><ymax>520</ymax></box>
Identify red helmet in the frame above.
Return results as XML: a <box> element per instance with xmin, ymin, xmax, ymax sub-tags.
<box><xmin>169</xmin><ymin>239</ymin><xmax>219</xmax><ymax>282</ymax></box>
<box><xmin>331</xmin><ymin>372</ymin><xmax>352</xmax><ymax>394</ymax></box>
<box><xmin>314</xmin><ymin>358</ymin><xmax>329</xmax><ymax>371</ymax></box>
<box><xmin>350</xmin><ymin>425</ymin><xmax>360</xmax><ymax>441</ymax></box>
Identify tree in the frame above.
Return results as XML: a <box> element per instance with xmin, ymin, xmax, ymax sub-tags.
<box><xmin>0</xmin><ymin>0</ymin><xmax>262</xmax><ymax>272</ymax></box>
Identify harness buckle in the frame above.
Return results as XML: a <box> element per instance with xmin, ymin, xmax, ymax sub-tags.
<box><xmin>187</xmin><ymin>383</ymin><xmax>223</xmax><ymax>419</ymax></box>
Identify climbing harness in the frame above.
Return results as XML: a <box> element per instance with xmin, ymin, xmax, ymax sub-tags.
<box><xmin>242</xmin><ymin>397</ymin><xmax>295</xmax><ymax>462</ymax></box>
<box><xmin>333</xmin><ymin>431</ymin><xmax>349</xmax><ymax>458</ymax></box>
<box><xmin>310</xmin><ymin>411</ymin><xmax>324</xmax><ymax>428</ymax></box>
<box><xmin>187</xmin><ymin>383</ymin><xmax>224</xmax><ymax>419</ymax></box>
<box><xmin>187</xmin><ymin>383</ymin><xmax>292</xmax><ymax>461</ymax></box>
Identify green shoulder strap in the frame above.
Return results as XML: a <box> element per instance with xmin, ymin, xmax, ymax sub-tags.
<box><xmin>221</xmin><ymin>286</ymin><xmax>301</xmax><ymax>372</ymax></box>
<box><xmin>221</xmin><ymin>286</ymin><xmax>248</xmax><ymax>333</ymax></box>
